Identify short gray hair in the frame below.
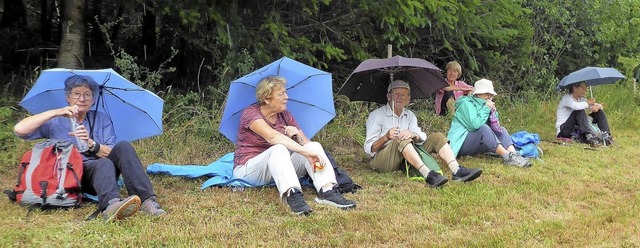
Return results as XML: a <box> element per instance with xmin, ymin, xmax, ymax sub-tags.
<box><xmin>64</xmin><ymin>75</ymin><xmax>99</xmax><ymax>98</ymax></box>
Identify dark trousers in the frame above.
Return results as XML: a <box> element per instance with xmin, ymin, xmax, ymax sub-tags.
<box><xmin>558</xmin><ymin>109</ymin><xmax>610</xmax><ymax>141</ymax></box>
<box><xmin>438</xmin><ymin>91</ymin><xmax>455</xmax><ymax>116</ymax></box>
<box><xmin>82</xmin><ymin>141</ymin><xmax>155</xmax><ymax>210</ymax></box>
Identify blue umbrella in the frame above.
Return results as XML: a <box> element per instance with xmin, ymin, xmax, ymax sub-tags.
<box><xmin>219</xmin><ymin>57</ymin><xmax>335</xmax><ymax>144</ymax></box>
<box><xmin>19</xmin><ymin>68</ymin><xmax>164</xmax><ymax>142</ymax></box>
<box><xmin>558</xmin><ymin>66</ymin><xmax>626</xmax><ymax>90</ymax></box>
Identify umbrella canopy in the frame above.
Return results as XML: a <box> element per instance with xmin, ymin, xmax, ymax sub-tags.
<box><xmin>219</xmin><ymin>57</ymin><xmax>335</xmax><ymax>144</ymax></box>
<box><xmin>558</xmin><ymin>66</ymin><xmax>626</xmax><ymax>90</ymax></box>
<box><xmin>20</xmin><ymin>68</ymin><xmax>164</xmax><ymax>142</ymax></box>
<box><xmin>337</xmin><ymin>55</ymin><xmax>448</xmax><ymax>104</ymax></box>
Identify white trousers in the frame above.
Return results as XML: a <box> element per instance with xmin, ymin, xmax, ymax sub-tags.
<box><xmin>233</xmin><ymin>142</ymin><xmax>337</xmax><ymax>196</ymax></box>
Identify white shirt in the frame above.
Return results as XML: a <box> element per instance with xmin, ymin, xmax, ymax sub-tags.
<box><xmin>364</xmin><ymin>103</ymin><xmax>427</xmax><ymax>157</ymax></box>
<box><xmin>555</xmin><ymin>94</ymin><xmax>589</xmax><ymax>135</ymax></box>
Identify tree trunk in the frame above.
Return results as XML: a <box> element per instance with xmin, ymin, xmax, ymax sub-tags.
<box><xmin>141</xmin><ymin>0</ymin><xmax>156</xmax><ymax>58</ymax></box>
<box><xmin>40</xmin><ymin>0</ymin><xmax>51</xmax><ymax>42</ymax></box>
<box><xmin>57</xmin><ymin>0</ymin><xmax>85</xmax><ymax>69</ymax></box>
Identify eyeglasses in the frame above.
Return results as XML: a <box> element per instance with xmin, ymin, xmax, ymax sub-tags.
<box><xmin>69</xmin><ymin>92</ymin><xmax>93</xmax><ymax>100</ymax></box>
<box><xmin>391</xmin><ymin>93</ymin><xmax>409</xmax><ymax>99</ymax></box>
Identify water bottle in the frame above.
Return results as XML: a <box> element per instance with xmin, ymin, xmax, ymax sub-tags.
<box><xmin>70</xmin><ymin>117</ymin><xmax>89</xmax><ymax>152</ymax></box>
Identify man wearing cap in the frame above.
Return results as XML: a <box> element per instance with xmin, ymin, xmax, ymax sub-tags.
<box><xmin>364</xmin><ymin>79</ymin><xmax>483</xmax><ymax>188</ymax></box>
<box><xmin>447</xmin><ymin>78</ymin><xmax>532</xmax><ymax>167</ymax></box>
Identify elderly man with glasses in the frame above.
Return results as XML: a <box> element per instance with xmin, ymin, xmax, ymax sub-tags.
<box><xmin>364</xmin><ymin>80</ymin><xmax>482</xmax><ymax>188</ymax></box>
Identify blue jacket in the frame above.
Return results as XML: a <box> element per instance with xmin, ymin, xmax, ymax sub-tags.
<box><xmin>447</xmin><ymin>96</ymin><xmax>497</xmax><ymax>156</ymax></box>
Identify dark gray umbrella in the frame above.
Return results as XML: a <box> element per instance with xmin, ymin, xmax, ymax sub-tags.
<box><xmin>337</xmin><ymin>56</ymin><xmax>448</xmax><ymax>104</ymax></box>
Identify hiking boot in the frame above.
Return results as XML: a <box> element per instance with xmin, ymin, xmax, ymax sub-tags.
<box><xmin>425</xmin><ymin>170</ymin><xmax>448</xmax><ymax>188</ymax></box>
<box><xmin>602</xmin><ymin>132</ymin><xmax>614</xmax><ymax>146</ymax></box>
<box><xmin>283</xmin><ymin>188</ymin><xmax>312</xmax><ymax>216</ymax></box>
<box><xmin>102</xmin><ymin>195</ymin><xmax>141</xmax><ymax>222</ymax></box>
<box><xmin>452</xmin><ymin>166</ymin><xmax>483</xmax><ymax>183</ymax></box>
<box><xmin>141</xmin><ymin>196</ymin><xmax>167</xmax><ymax>216</ymax></box>
<box><xmin>315</xmin><ymin>186</ymin><xmax>356</xmax><ymax>210</ymax></box>
<box><xmin>503</xmin><ymin>152</ymin><xmax>532</xmax><ymax>168</ymax></box>
<box><xmin>585</xmin><ymin>134</ymin><xmax>602</xmax><ymax>148</ymax></box>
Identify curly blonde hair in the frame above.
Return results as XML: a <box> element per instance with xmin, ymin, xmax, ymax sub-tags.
<box><xmin>255</xmin><ymin>76</ymin><xmax>287</xmax><ymax>105</ymax></box>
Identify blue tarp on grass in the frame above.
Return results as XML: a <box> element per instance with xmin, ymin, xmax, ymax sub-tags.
<box><xmin>146</xmin><ymin>152</ymin><xmax>311</xmax><ymax>190</ymax></box>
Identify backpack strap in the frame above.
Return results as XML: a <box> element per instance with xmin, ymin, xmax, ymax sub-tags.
<box><xmin>66</xmin><ymin>163</ymin><xmax>82</xmax><ymax>195</ymax></box>
<box><xmin>15</xmin><ymin>162</ymin><xmax>28</xmax><ymax>187</ymax></box>
<box><xmin>39</xmin><ymin>181</ymin><xmax>48</xmax><ymax>204</ymax></box>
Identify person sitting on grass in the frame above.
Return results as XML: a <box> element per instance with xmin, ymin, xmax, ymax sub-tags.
<box><xmin>232</xmin><ymin>75</ymin><xmax>356</xmax><ymax>216</ymax></box>
<box><xmin>447</xmin><ymin>78</ymin><xmax>532</xmax><ymax>167</ymax></box>
<box><xmin>14</xmin><ymin>75</ymin><xmax>166</xmax><ymax>222</ymax></box>
<box><xmin>364</xmin><ymin>79</ymin><xmax>483</xmax><ymax>188</ymax></box>
<box><xmin>434</xmin><ymin>61</ymin><xmax>474</xmax><ymax>116</ymax></box>
<box><xmin>555</xmin><ymin>81</ymin><xmax>613</xmax><ymax>147</ymax></box>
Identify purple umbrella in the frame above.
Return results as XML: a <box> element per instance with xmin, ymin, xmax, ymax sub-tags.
<box><xmin>337</xmin><ymin>56</ymin><xmax>448</xmax><ymax>104</ymax></box>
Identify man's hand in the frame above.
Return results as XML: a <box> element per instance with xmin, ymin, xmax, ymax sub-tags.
<box><xmin>386</xmin><ymin>127</ymin><xmax>400</xmax><ymax>140</ymax></box>
<box><xmin>398</xmin><ymin>129</ymin><xmax>416</xmax><ymax>140</ymax></box>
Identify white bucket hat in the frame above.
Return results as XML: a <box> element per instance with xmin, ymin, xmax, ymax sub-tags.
<box><xmin>473</xmin><ymin>78</ymin><xmax>497</xmax><ymax>96</ymax></box>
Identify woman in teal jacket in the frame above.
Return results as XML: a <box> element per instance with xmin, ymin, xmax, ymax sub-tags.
<box><xmin>447</xmin><ymin>79</ymin><xmax>531</xmax><ymax>167</ymax></box>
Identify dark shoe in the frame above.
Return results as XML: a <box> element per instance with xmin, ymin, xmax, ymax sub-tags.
<box><xmin>425</xmin><ymin>171</ymin><xmax>448</xmax><ymax>188</ymax></box>
<box><xmin>584</xmin><ymin>134</ymin><xmax>602</xmax><ymax>148</ymax></box>
<box><xmin>452</xmin><ymin>166</ymin><xmax>483</xmax><ymax>182</ymax></box>
<box><xmin>602</xmin><ymin>132</ymin><xmax>614</xmax><ymax>146</ymax></box>
<box><xmin>587</xmin><ymin>138</ymin><xmax>602</xmax><ymax>148</ymax></box>
<box><xmin>141</xmin><ymin>196</ymin><xmax>167</xmax><ymax>216</ymax></box>
<box><xmin>283</xmin><ymin>188</ymin><xmax>312</xmax><ymax>216</ymax></box>
<box><xmin>102</xmin><ymin>195</ymin><xmax>141</xmax><ymax>222</ymax></box>
<box><xmin>315</xmin><ymin>186</ymin><xmax>356</xmax><ymax>210</ymax></box>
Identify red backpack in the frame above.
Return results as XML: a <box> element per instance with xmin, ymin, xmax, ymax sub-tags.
<box><xmin>5</xmin><ymin>139</ymin><xmax>84</xmax><ymax>211</ymax></box>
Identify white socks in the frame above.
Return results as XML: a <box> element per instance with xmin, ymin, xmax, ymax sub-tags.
<box><xmin>447</xmin><ymin>160</ymin><xmax>460</xmax><ymax>174</ymax></box>
<box><xmin>418</xmin><ymin>164</ymin><xmax>431</xmax><ymax>177</ymax></box>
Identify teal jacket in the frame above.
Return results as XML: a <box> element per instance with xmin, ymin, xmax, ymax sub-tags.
<box><xmin>447</xmin><ymin>95</ymin><xmax>497</xmax><ymax>156</ymax></box>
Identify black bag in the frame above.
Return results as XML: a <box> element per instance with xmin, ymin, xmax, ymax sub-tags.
<box><xmin>322</xmin><ymin>151</ymin><xmax>362</xmax><ymax>194</ymax></box>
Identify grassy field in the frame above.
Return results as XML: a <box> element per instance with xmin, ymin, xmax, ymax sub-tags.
<box><xmin>1</xmin><ymin>84</ymin><xmax>639</xmax><ymax>247</ymax></box>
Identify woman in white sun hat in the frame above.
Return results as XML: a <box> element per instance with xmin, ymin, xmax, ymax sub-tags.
<box><xmin>447</xmin><ymin>78</ymin><xmax>531</xmax><ymax>167</ymax></box>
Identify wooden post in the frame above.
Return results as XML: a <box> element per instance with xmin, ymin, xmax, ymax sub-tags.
<box><xmin>634</xmin><ymin>78</ymin><xmax>637</xmax><ymax>93</ymax></box>
<box><xmin>387</xmin><ymin>44</ymin><xmax>392</xmax><ymax>58</ymax></box>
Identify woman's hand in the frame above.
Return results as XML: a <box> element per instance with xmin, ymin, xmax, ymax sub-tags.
<box><xmin>590</xmin><ymin>103</ymin><xmax>603</xmax><ymax>112</ymax></box>
<box><xmin>302</xmin><ymin>149</ymin><xmax>325</xmax><ymax>167</ymax></box>
<box><xmin>485</xmin><ymin>99</ymin><xmax>496</xmax><ymax>110</ymax></box>
<box><xmin>463</xmin><ymin>87</ymin><xmax>474</xmax><ymax>95</ymax></box>
<box><xmin>284</xmin><ymin>125</ymin><xmax>300</xmax><ymax>139</ymax></box>
<box><xmin>70</xmin><ymin>124</ymin><xmax>90</xmax><ymax>143</ymax></box>
<box><xmin>58</xmin><ymin>105</ymin><xmax>78</xmax><ymax>118</ymax></box>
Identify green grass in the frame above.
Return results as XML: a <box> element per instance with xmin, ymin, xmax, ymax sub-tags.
<box><xmin>1</xmin><ymin>86</ymin><xmax>640</xmax><ymax>247</ymax></box>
